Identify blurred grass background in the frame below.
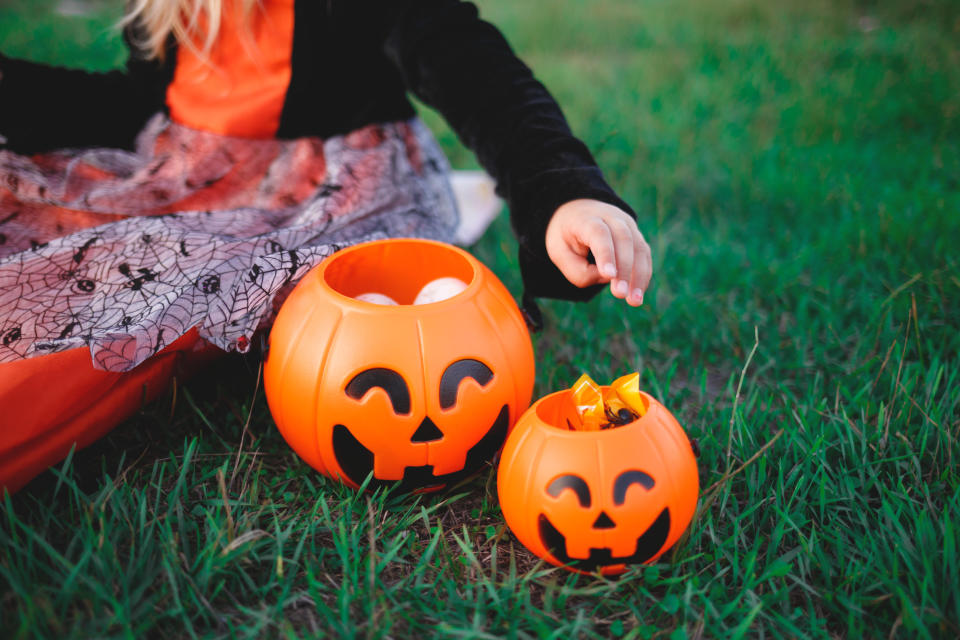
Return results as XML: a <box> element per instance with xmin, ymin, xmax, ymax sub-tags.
<box><xmin>1</xmin><ymin>0</ymin><xmax>958</xmax><ymax>637</ymax></box>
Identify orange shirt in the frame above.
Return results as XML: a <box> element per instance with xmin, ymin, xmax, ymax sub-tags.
<box><xmin>166</xmin><ymin>0</ymin><xmax>295</xmax><ymax>138</ymax></box>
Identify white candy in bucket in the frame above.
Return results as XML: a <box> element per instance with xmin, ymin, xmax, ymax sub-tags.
<box><xmin>355</xmin><ymin>292</ymin><xmax>398</xmax><ymax>305</ymax></box>
<box><xmin>414</xmin><ymin>277</ymin><xmax>468</xmax><ymax>305</ymax></box>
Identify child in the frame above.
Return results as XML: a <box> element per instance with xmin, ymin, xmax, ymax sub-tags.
<box><xmin>0</xmin><ymin>0</ymin><xmax>651</xmax><ymax>492</ymax></box>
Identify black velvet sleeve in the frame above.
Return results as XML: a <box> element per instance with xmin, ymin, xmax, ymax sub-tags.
<box><xmin>382</xmin><ymin>0</ymin><xmax>636</xmax><ymax>301</ymax></box>
<box><xmin>0</xmin><ymin>31</ymin><xmax>174</xmax><ymax>154</ymax></box>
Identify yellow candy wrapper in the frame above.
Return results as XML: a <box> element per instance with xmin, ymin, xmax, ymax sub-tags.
<box><xmin>568</xmin><ymin>372</ymin><xmax>647</xmax><ymax>431</ymax></box>
<box><xmin>570</xmin><ymin>373</ymin><xmax>604</xmax><ymax>431</ymax></box>
<box><xmin>610</xmin><ymin>372</ymin><xmax>647</xmax><ymax>419</ymax></box>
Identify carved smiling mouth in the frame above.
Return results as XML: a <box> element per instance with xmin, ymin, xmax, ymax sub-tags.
<box><xmin>332</xmin><ymin>405</ymin><xmax>510</xmax><ymax>492</ymax></box>
<box><xmin>537</xmin><ymin>508</ymin><xmax>671</xmax><ymax>571</ymax></box>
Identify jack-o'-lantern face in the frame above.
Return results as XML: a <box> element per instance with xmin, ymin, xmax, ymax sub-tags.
<box><xmin>498</xmin><ymin>389</ymin><xmax>698</xmax><ymax>574</ymax></box>
<box><xmin>331</xmin><ymin>359</ymin><xmax>511</xmax><ymax>492</ymax></box>
<box><xmin>536</xmin><ymin>469</ymin><xmax>671</xmax><ymax>572</ymax></box>
<box><xmin>265</xmin><ymin>239</ymin><xmax>535</xmax><ymax>492</ymax></box>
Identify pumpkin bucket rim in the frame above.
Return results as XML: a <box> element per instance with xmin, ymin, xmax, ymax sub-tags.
<box><xmin>529</xmin><ymin>387</ymin><xmax>657</xmax><ymax>436</ymax></box>
<box><xmin>317</xmin><ymin>238</ymin><xmax>483</xmax><ymax>310</ymax></box>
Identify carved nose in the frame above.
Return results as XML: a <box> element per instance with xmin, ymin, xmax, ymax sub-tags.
<box><xmin>592</xmin><ymin>511</ymin><xmax>616</xmax><ymax>530</ymax></box>
<box><xmin>411</xmin><ymin>416</ymin><xmax>444</xmax><ymax>443</ymax></box>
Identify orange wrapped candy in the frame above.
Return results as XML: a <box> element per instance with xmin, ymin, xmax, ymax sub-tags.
<box><xmin>570</xmin><ymin>374</ymin><xmax>604</xmax><ymax>430</ymax></box>
<box><xmin>568</xmin><ymin>372</ymin><xmax>647</xmax><ymax>431</ymax></box>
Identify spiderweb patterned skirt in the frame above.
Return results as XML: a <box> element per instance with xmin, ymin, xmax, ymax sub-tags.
<box><xmin>0</xmin><ymin>115</ymin><xmax>459</xmax><ymax>491</ymax></box>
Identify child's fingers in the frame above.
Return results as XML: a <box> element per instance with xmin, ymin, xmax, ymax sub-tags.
<box><xmin>549</xmin><ymin>237</ymin><xmax>603</xmax><ymax>288</ymax></box>
<box><xmin>544</xmin><ymin>199</ymin><xmax>654</xmax><ymax>299</ymax></box>
<box><xmin>583</xmin><ymin>217</ymin><xmax>617</xmax><ymax>280</ymax></box>
<box><xmin>564</xmin><ymin>253</ymin><xmax>603</xmax><ymax>287</ymax></box>
<box><xmin>608</xmin><ymin>217</ymin><xmax>635</xmax><ymax>299</ymax></box>
<box><xmin>627</xmin><ymin>231</ymin><xmax>652</xmax><ymax>306</ymax></box>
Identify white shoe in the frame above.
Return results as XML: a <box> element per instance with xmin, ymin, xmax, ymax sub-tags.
<box><xmin>450</xmin><ymin>170</ymin><xmax>503</xmax><ymax>246</ymax></box>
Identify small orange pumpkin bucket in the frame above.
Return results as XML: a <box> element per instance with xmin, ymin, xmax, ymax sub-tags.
<box><xmin>497</xmin><ymin>379</ymin><xmax>699</xmax><ymax>574</ymax></box>
<box><xmin>264</xmin><ymin>238</ymin><xmax>535</xmax><ymax>492</ymax></box>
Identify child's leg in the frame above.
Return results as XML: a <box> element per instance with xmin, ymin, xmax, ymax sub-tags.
<box><xmin>0</xmin><ymin>329</ymin><xmax>213</xmax><ymax>495</ymax></box>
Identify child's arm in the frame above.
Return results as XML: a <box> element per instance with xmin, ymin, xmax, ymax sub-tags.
<box><xmin>384</xmin><ymin>0</ymin><xmax>650</xmax><ymax>306</ymax></box>
<box><xmin>0</xmin><ymin>31</ymin><xmax>173</xmax><ymax>154</ymax></box>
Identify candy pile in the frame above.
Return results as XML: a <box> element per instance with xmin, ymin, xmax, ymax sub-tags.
<box><xmin>567</xmin><ymin>372</ymin><xmax>647</xmax><ymax>431</ymax></box>
<box><xmin>354</xmin><ymin>277</ymin><xmax>468</xmax><ymax>306</ymax></box>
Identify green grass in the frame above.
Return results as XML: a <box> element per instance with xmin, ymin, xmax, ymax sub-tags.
<box><xmin>2</xmin><ymin>0</ymin><xmax>959</xmax><ymax>637</ymax></box>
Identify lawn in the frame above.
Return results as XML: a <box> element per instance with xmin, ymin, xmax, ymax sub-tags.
<box><xmin>1</xmin><ymin>0</ymin><xmax>959</xmax><ymax>637</ymax></box>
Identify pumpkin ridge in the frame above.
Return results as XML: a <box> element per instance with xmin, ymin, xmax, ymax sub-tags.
<box><xmin>267</xmin><ymin>286</ymin><xmax>336</xmax><ymax>475</ymax></box>
<box><xmin>267</xmin><ymin>290</ymin><xmax>316</xmax><ymax>438</ymax></box>
<box><xmin>477</xmin><ymin>283</ymin><xmax>526</xmax><ymax>418</ymax></box>
<box><xmin>639</xmin><ymin>408</ymin><xmax>673</xmax><ymax>560</ymax></box>
<box><xmin>593</xmin><ymin>436</ymin><xmax>608</xmax><ymax>550</ymax></box>
<box><xmin>525</xmin><ymin>432</ymin><xmax>549</xmax><ymax>556</ymax></box>
<box><xmin>414</xmin><ymin>315</ymin><xmax>429</xmax><ymax>454</ymax></box>
<box><xmin>314</xmin><ymin>308</ymin><xmax>344</xmax><ymax>477</ymax></box>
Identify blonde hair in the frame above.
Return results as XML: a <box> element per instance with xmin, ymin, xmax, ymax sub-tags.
<box><xmin>121</xmin><ymin>0</ymin><xmax>259</xmax><ymax>61</ymax></box>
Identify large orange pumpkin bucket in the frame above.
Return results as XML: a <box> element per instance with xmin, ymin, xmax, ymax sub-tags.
<box><xmin>264</xmin><ymin>239</ymin><xmax>535</xmax><ymax>492</ymax></box>
<box><xmin>498</xmin><ymin>386</ymin><xmax>699</xmax><ymax>574</ymax></box>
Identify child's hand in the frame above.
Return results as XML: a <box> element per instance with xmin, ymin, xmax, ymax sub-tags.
<box><xmin>545</xmin><ymin>199</ymin><xmax>651</xmax><ymax>306</ymax></box>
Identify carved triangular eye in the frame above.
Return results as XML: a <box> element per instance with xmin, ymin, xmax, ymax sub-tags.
<box><xmin>613</xmin><ymin>470</ymin><xmax>655</xmax><ymax>506</ymax></box>
<box><xmin>346</xmin><ymin>368</ymin><xmax>411</xmax><ymax>415</ymax></box>
<box><xmin>546</xmin><ymin>474</ymin><xmax>592</xmax><ymax>508</ymax></box>
<box><xmin>439</xmin><ymin>359</ymin><xmax>493</xmax><ymax>409</ymax></box>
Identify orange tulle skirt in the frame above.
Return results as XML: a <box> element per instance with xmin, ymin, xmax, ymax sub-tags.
<box><xmin>0</xmin><ymin>329</ymin><xmax>217</xmax><ymax>494</ymax></box>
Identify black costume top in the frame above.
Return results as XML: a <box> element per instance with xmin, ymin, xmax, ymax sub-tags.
<box><xmin>0</xmin><ymin>0</ymin><xmax>635</xmax><ymax>302</ymax></box>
